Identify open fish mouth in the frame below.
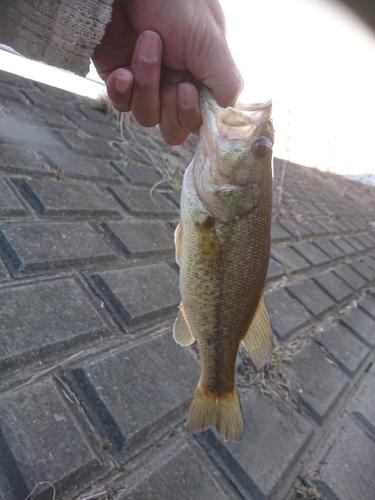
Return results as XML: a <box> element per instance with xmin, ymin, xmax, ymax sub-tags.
<box><xmin>199</xmin><ymin>87</ymin><xmax>272</xmax><ymax>145</ymax></box>
<box><xmin>201</xmin><ymin>86</ymin><xmax>272</xmax><ymax>130</ymax></box>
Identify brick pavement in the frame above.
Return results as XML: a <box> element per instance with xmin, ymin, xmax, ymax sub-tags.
<box><xmin>0</xmin><ymin>71</ymin><xmax>375</xmax><ymax>500</ymax></box>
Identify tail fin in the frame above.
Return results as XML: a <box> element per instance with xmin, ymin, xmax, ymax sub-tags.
<box><xmin>186</xmin><ymin>383</ymin><xmax>244</xmax><ymax>441</ymax></box>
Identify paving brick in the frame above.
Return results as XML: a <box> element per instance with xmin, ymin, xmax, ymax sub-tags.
<box><xmin>53</xmin><ymin>130</ymin><xmax>122</xmax><ymax>159</ymax></box>
<box><xmin>41</xmin><ymin>150</ymin><xmax>119</xmax><ymax>182</ymax></box>
<box><xmin>78</xmin><ymin>105</ymin><xmax>116</xmax><ymax>123</ymax></box>
<box><xmin>312</xmin><ymin>238</ymin><xmax>345</xmax><ymax>260</ymax></box>
<box><xmin>316</xmin><ymin>323</ymin><xmax>370</xmax><ymax>377</ymax></box>
<box><xmin>291</xmin><ymin>241</ymin><xmax>331</xmax><ymax>266</ymax></box>
<box><xmin>302</xmin><ymin>219</ymin><xmax>328</xmax><ymax>235</ymax></box>
<box><xmin>20</xmin><ymin>88</ymin><xmax>81</xmax><ymax>116</ymax></box>
<box><xmin>355</xmin><ymin>233</ymin><xmax>375</xmax><ymax>249</ymax></box>
<box><xmin>166</xmin><ymin>189</ymin><xmax>181</xmax><ymax>208</ymax></box>
<box><xmin>266</xmin><ymin>258</ymin><xmax>285</xmax><ymax>282</ymax></box>
<box><xmin>289</xmin><ymin>343</ymin><xmax>349</xmax><ymax>424</ymax></box>
<box><xmin>0</xmin><ymin>259</ymin><xmax>10</xmax><ymax>281</ymax></box>
<box><xmin>107</xmin><ymin>186</ymin><xmax>178</xmax><ymax>218</ymax></box>
<box><xmin>0</xmin><ymin>378</ymin><xmax>103</xmax><ymax>500</ymax></box>
<box><xmin>348</xmin><ymin>362</ymin><xmax>375</xmax><ymax>436</ymax></box>
<box><xmin>277</xmin><ymin>219</ymin><xmax>311</xmax><ymax>239</ymax></box>
<box><xmin>271</xmin><ymin>220</ymin><xmax>292</xmax><ymax>242</ymax></box>
<box><xmin>358</xmin><ymin>292</ymin><xmax>375</xmax><ymax>320</ymax></box>
<box><xmin>357</xmin><ymin>233</ymin><xmax>375</xmax><ymax>249</ymax></box>
<box><xmin>365</xmin><ymin>232</ymin><xmax>375</xmax><ymax>245</ymax></box>
<box><xmin>331</xmin><ymin>237</ymin><xmax>358</xmax><ymax>255</ymax></box>
<box><xmin>286</xmin><ymin>279</ymin><xmax>336</xmax><ymax>319</ymax></box>
<box><xmin>339</xmin><ymin>307</ymin><xmax>375</xmax><ymax>348</ymax></box>
<box><xmin>332</xmin><ymin>218</ymin><xmax>350</xmax><ymax>232</ymax></box>
<box><xmin>132</xmin><ymin>131</ymin><xmax>164</xmax><ymax>151</ymax></box>
<box><xmin>102</xmin><ymin>220</ymin><xmax>174</xmax><ymax>259</ymax></box>
<box><xmin>34</xmin><ymin>81</ymin><xmax>86</xmax><ymax>103</ymax></box>
<box><xmin>33</xmin><ymin>107</ymin><xmax>72</xmax><ymax>129</ymax></box>
<box><xmin>67</xmin><ymin>114</ymin><xmax>120</xmax><ymax>140</ymax></box>
<box><xmin>315</xmin><ymin>203</ymin><xmax>336</xmax><ymax>216</ymax></box>
<box><xmin>15</xmin><ymin>178</ymin><xmax>121</xmax><ymax>217</ymax></box>
<box><xmin>0</xmin><ymin>221</ymin><xmax>116</xmax><ymax>276</ymax></box>
<box><xmin>361</xmin><ymin>255</ymin><xmax>375</xmax><ymax>272</ymax></box>
<box><xmin>312</xmin><ymin>271</ymin><xmax>354</xmax><ymax>304</ymax></box>
<box><xmin>111</xmin><ymin>160</ymin><xmax>163</xmax><ymax>187</ymax></box>
<box><xmin>0</xmin><ymin>143</ymin><xmax>48</xmax><ymax>175</ymax></box>
<box><xmin>0</xmin><ymin>178</ymin><xmax>26</xmax><ymax>216</ymax></box>
<box><xmin>68</xmin><ymin>330</ymin><xmax>199</xmax><ymax>461</ymax></box>
<box><xmin>0</xmin><ymin>82</ymin><xmax>24</xmax><ymax>102</ymax></box>
<box><xmin>197</xmin><ymin>389</ymin><xmax>314</xmax><ymax>500</ymax></box>
<box><xmin>265</xmin><ymin>288</ymin><xmax>311</xmax><ymax>340</ymax></box>
<box><xmin>270</xmin><ymin>246</ymin><xmax>310</xmax><ymax>274</ymax></box>
<box><xmin>114</xmin><ymin>141</ymin><xmax>152</xmax><ymax>165</ymax></box>
<box><xmin>344</xmin><ymin>236</ymin><xmax>366</xmax><ymax>252</ymax></box>
<box><xmin>350</xmin><ymin>259</ymin><xmax>375</xmax><ymax>282</ymax></box>
<box><xmin>0</xmin><ymin>97</ymin><xmax>46</xmax><ymax>127</ymax></box>
<box><xmin>314</xmin><ymin>415</ymin><xmax>375</xmax><ymax>500</ymax></box>
<box><xmin>337</xmin><ymin>218</ymin><xmax>356</xmax><ymax>231</ymax></box>
<box><xmin>90</xmin><ymin>263</ymin><xmax>179</xmax><ymax>330</ymax></box>
<box><xmin>0</xmin><ymin>70</ymin><xmax>34</xmax><ymax>88</ymax></box>
<box><xmin>117</xmin><ymin>436</ymin><xmax>233</xmax><ymax>500</ymax></box>
<box><xmin>332</xmin><ymin>264</ymin><xmax>367</xmax><ymax>291</ymax></box>
<box><xmin>0</xmin><ymin>278</ymin><xmax>109</xmax><ymax>373</ymax></box>
<box><xmin>0</xmin><ymin>115</ymin><xmax>62</xmax><ymax>150</ymax></box>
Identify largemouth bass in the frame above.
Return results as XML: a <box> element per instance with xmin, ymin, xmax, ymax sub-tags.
<box><xmin>173</xmin><ymin>87</ymin><xmax>274</xmax><ymax>441</ymax></box>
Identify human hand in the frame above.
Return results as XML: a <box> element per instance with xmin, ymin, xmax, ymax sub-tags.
<box><xmin>92</xmin><ymin>0</ymin><xmax>243</xmax><ymax>145</ymax></box>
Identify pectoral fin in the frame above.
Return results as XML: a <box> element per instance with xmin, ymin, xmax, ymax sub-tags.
<box><xmin>241</xmin><ymin>295</ymin><xmax>273</xmax><ymax>369</ymax></box>
<box><xmin>196</xmin><ymin>216</ymin><xmax>222</xmax><ymax>272</ymax></box>
<box><xmin>173</xmin><ymin>303</ymin><xmax>195</xmax><ymax>346</ymax></box>
<box><xmin>174</xmin><ymin>222</ymin><xmax>183</xmax><ymax>266</ymax></box>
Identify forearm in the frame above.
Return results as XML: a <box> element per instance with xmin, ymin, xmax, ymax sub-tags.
<box><xmin>0</xmin><ymin>0</ymin><xmax>114</xmax><ymax>76</ymax></box>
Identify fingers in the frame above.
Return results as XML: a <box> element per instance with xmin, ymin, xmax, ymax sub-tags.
<box><xmin>130</xmin><ymin>30</ymin><xmax>162</xmax><ymax>127</ymax></box>
<box><xmin>102</xmin><ymin>29</ymin><xmax>203</xmax><ymax>144</ymax></box>
<box><xmin>159</xmin><ymin>75</ymin><xmax>201</xmax><ymax>145</ymax></box>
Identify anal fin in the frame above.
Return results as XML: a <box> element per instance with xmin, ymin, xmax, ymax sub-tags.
<box><xmin>241</xmin><ymin>295</ymin><xmax>273</xmax><ymax>369</ymax></box>
<box><xmin>173</xmin><ymin>303</ymin><xmax>195</xmax><ymax>346</ymax></box>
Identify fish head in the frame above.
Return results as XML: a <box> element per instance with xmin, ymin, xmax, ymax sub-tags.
<box><xmin>192</xmin><ymin>87</ymin><xmax>274</xmax><ymax>221</ymax></box>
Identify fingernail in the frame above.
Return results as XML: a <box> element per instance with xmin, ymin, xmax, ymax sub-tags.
<box><xmin>139</xmin><ymin>31</ymin><xmax>161</xmax><ymax>62</ymax></box>
<box><xmin>178</xmin><ymin>83</ymin><xmax>197</xmax><ymax>111</ymax></box>
<box><xmin>115</xmin><ymin>76</ymin><xmax>130</xmax><ymax>94</ymax></box>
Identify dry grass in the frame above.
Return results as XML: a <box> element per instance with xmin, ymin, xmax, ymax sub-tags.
<box><xmin>292</xmin><ymin>486</ymin><xmax>321</xmax><ymax>500</ymax></box>
<box><xmin>237</xmin><ymin>342</ymin><xmax>303</xmax><ymax>412</ymax></box>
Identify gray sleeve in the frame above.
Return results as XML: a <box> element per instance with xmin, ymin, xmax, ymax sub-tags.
<box><xmin>0</xmin><ymin>0</ymin><xmax>114</xmax><ymax>76</ymax></box>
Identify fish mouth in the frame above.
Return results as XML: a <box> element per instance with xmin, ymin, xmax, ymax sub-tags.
<box><xmin>200</xmin><ymin>86</ymin><xmax>272</xmax><ymax>140</ymax></box>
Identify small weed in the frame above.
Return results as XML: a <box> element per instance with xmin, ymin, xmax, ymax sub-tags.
<box><xmin>123</xmin><ymin>154</ymin><xmax>143</xmax><ymax>167</ymax></box>
<box><xmin>48</xmin><ymin>171</ymin><xmax>75</xmax><ymax>182</ymax></box>
<box><xmin>281</xmin><ymin>264</ymin><xmax>292</xmax><ymax>275</ymax></box>
<box><xmin>0</xmin><ymin>379</ymin><xmax>13</xmax><ymax>391</ymax></box>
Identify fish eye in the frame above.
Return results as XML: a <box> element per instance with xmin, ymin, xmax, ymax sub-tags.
<box><xmin>252</xmin><ymin>137</ymin><xmax>273</xmax><ymax>159</ymax></box>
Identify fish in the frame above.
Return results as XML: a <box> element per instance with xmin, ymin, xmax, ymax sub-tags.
<box><xmin>173</xmin><ymin>86</ymin><xmax>274</xmax><ymax>441</ymax></box>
